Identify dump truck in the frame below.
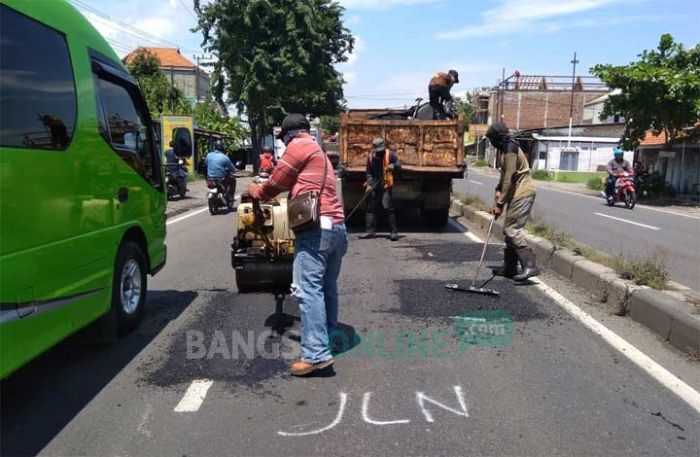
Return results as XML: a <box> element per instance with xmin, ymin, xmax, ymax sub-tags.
<box><xmin>339</xmin><ymin>109</ymin><xmax>466</xmax><ymax>227</ymax></box>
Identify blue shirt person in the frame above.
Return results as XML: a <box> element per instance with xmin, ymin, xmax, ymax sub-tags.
<box><xmin>205</xmin><ymin>149</ymin><xmax>236</xmax><ymax>179</ymax></box>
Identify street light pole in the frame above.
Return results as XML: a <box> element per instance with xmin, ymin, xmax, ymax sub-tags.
<box><xmin>567</xmin><ymin>52</ymin><xmax>579</xmax><ymax>148</ymax></box>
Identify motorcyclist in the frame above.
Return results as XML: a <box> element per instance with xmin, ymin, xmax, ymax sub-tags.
<box><xmin>258</xmin><ymin>145</ymin><xmax>277</xmax><ymax>176</ymax></box>
<box><xmin>605</xmin><ymin>148</ymin><xmax>632</xmax><ymax>199</ymax></box>
<box><xmin>358</xmin><ymin>138</ymin><xmax>401</xmax><ymax>241</ymax></box>
<box><xmin>633</xmin><ymin>160</ymin><xmax>648</xmax><ymax>198</ymax></box>
<box><xmin>205</xmin><ymin>140</ymin><xmax>237</xmax><ymax>200</ymax></box>
<box><xmin>164</xmin><ymin>140</ymin><xmax>188</xmax><ymax>196</ymax></box>
<box><xmin>428</xmin><ymin>69</ymin><xmax>459</xmax><ymax>120</ymax></box>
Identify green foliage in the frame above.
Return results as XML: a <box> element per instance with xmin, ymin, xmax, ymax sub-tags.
<box><xmin>475</xmin><ymin>159</ymin><xmax>488</xmax><ymax>167</ymax></box>
<box><xmin>452</xmin><ymin>97</ymin><xmax>475</xmax><ymax>129</ymax></box>
<box><xmin>591</xmin><ymin>34</ymin><xmax>700</xmax><ymax>149</ymax></box>
<box><xmin>644</xmin><ymin>171</ymin><xmax>678</xmax><ymax>199</ymax></box>
<box><xmin>193</xmin><ymin>98</ymin><xmax>247</xmax><ymax>146</ymax></box>
<box><xmin>320</xmin><ymin>114</ymin><xmax>340</xmax><ymax>134</ymax></box>
<box><xmin>127</xmin><ymin>48</ymin><xmax>191</xmax><ymax>117</ymax></box>
<box><xmin>195</xmin><ymin>0</ymin><xmax>354</xmax><ymax>152</ymax></box>
<box><xmin>531</xmin><ymin>169</ymin><xmax>554</xmax><ymax>181</ymax></box>
<box><xmin>586</xmin><ymin>176</ymin><xmax>604</xmax><ymax>191</ymax></box>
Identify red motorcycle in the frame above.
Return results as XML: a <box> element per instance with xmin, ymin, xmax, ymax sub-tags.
<box><xmin>607</xmin><ymin>171</ymin><xmax>636</xmax><ymax>209</ymax></box>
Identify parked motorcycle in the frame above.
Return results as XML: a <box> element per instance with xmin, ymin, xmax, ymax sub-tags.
<box><xmin>206</xmin><ymin>176</ymin><xmax>236</xmax><ymax>215</ymax></box>
<box><xmin>606</xmin><ymin>171</ymin><xmax>636</xmax><ymax>209</ymax></box>
<box><xmin>166</xmin><ymin>159</ymin><xmax>188</xmax><ymax>200</ymax></box>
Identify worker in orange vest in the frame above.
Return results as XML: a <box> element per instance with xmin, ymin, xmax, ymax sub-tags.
<box><xmin>359</xmin><ymin>138</ymin><xmax>401</xmax><ymax>241</ymax></box>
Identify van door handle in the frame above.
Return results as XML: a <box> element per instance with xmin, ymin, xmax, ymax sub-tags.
<box><xmin>118</xmin><ymin>187</ymin><xmax>129</xmax><ymax>203</ymax></box>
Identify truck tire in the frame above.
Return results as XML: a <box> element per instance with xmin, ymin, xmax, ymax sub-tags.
<box><xmin>112</xmin><ymin>240</ymin><xmax>147</xmax><ymax>334</ymax></box>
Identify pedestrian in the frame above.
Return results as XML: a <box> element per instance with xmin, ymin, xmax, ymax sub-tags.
<box><xmin>428</xmin><ymin>69</ymin><xmax>459</xmax><ymax>120</ymax></box>
<box><xmin>358</xmin><ymin>137</ymin><xmax>401</xmax><ymax>241</ymax></box>
<box><xmin>486</xmin><ymin>122</ymin><xmax>541</xmax><ymax>281</ymax></box>
<box><xmin>247</xmin><ymin>114</ymin><xmax>347</xmax><ymax>376</ymax></box>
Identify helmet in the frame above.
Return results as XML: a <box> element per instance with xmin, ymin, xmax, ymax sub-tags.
<box><xmin>448</xmin><ymin>69</ymin><xmax>459</xmax><ymax>84</ymax></box>
<box><xmin>213</xmin><ymin>139</ymin><xmax>225</xmax><ymax>151</ymax></box>
<box><xmin>262</xmin><ymin>145</ymin><xmax>273</xmax><ymax>153</ymax></box>
<box><xmin>613</xmin><ymin>147</ymin><xmax>624</xmax><ymax>156</ymax></box>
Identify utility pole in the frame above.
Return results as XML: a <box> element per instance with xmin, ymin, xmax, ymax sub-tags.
<box><xmin>567</xmin><ymin>52</ymin><xmax>579</xmax><ymax>148</ymax></box>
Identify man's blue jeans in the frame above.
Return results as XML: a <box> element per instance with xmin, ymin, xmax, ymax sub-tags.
<box><xmin>292</xmin><ymin>223</ymin><xmax>348</xmax><ymax>364</ymax></box>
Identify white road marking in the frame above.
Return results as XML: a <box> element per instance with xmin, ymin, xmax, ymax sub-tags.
<box><xmin>416</xmin><ymin>386</ymin><xmax>469</xmax><ymax>423</ymax></box>
<box><xmin>464</xmin><ymin>230</ymin><xmax>484</xmax><ymax>243</ymax></box>
<box><xmin>467</xmin><ymin>170</ymin><xmax>700</xmax><ymax>220</ymax></box>
<box><xmin>278</xmin><ymin>392</ymin><xmax>348</xmax><ymax>436</ymax></box>
<box><xmin>594</xmin><ymin>212</ymin><xmax>660</xmax><ymax>230</ymax></box>
<box><xmin>174</xmin><ymin>379</ymin><xmax>214</xmax><ymax>412</ymax></box>
<box><xmin>468</xmin><ymin>180</ymin><xmax>484</xmax><ymax>185</ymax></box>
<box><xmin>167</xmin><ymin>207</ymin><xmax>209</xmax><ymax>225</ymax></box>
<box><xmin>362</xmin><ymin>392</ymin><xmax>410</xmax><ymax>425</ymax></box>
<box><xmin>457</xmin><ymin>224</ymin><xmax>700</xmax><ymax>414</ymax></box>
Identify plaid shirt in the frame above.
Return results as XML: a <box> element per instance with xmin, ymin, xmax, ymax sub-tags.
<box><xmin>254</xmin><ymin>133</ymin><xmax>345</xmax><ymax>224</ymax></box>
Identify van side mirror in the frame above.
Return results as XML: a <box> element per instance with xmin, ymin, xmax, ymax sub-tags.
<box><xmin>172</xmin><ymin>127</ymin><xmax>192</xmax><ymax>158</ymax></box>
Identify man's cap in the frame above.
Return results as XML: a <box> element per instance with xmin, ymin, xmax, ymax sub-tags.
<box><xmin>277</xmin><ymin>113</ymin><xmax>311</xmax><ymax>139</ymax></box>
<box><xmin>448</xmin><ymin>69</ymin><xmax>459</xmax><ymax>83</ymax></box>
<box><xmin>372</xmin><ymin>137</ymin><xmax>385</xmax><ymax>153</ymax></box>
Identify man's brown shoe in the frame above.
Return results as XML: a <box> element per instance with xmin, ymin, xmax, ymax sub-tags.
<box><xmin>290</xmin><ymin>358</ymin><xmax>334</xmax><ymax>376</ymax></box>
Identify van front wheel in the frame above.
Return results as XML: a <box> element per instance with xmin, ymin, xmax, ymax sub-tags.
<box><xmin>112</xmin><ymin>240</ymin><xmax>147</xmax><ymax>333</ymax></box>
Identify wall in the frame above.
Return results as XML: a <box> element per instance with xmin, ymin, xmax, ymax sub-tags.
<box><xmin>638</xmin><ymin>144</ymin><xmax>700</xmax><ymax>194</ymax></box>
<box><xmin>489</xmin><ymin>90</ymin><xmax>609</xmax><ymax>130</ymax></box>
<box><xmin>533</xmin><ymin>140</ymin><xmax>627</xmax><ymax>172</ymax></box>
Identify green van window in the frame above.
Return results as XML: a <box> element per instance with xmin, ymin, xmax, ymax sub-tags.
<box><xmin>0</xmin><ymin>5</ymin><xmax>77</xmax><ymax>150</ymax></box>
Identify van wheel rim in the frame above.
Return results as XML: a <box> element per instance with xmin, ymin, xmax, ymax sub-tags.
<box><xmin>120</xmin><ymin>259</ymin><xmax>142</xmax><ymax>314</ymax></box>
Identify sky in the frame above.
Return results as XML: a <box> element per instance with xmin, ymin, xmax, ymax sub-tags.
<box><xmin>78</xmin><ymin>0</ymin><xmax>700</xmax><ymax>109</ymax></box>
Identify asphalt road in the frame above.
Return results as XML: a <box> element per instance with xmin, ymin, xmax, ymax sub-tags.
<box><xmin>2</xmin><ymin>205</ymin><xmax>699</xmax><ymax>456</ymax></box>
<box><xmin>454</xmin><ymin>169</ymin><xmax>700</xmax><ymax>290</ymax></box>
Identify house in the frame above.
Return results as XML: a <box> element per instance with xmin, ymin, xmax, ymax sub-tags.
<box><xmin>636</xmin><ymin>128</ymin><xmax>700</xmax><ymax>194</ymax></box>
<box><xmin>488</xmin><ymin>73</ymin><xmax>609</xmax><ymax>130</ymax></box>
<box><xmin>123</xmin><ymin>47</ymin><xmax>210</xmax><ymax>104</ymax></box>
<box><xmin>582</xmin><ymin>89</ymin><xmax>624</xmax><ymax>125</ymax></box>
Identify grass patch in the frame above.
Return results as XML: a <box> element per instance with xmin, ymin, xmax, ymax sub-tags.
<box><xmin>586</xmin><ymin>176</ymin><xmax>604</xmax><ymax>191</ymax></box>
<box><xmin>453</xmin><ymin>192</ymin><xmax>490</xmax><ymax>212</ymax></box>
<box><xmin>531</xmin><ymin>169</ymin><xmax>554</xmax><ymax>181</ymax></box>
<box><xmin>526</xmin><ymin>216</ymin><xmax>669</xmax><ymax>289</ymax></box>
<box><xmin>475</xmin><ymin>159</ymin><xmax>488</xmax><ymax>167</ymax></box>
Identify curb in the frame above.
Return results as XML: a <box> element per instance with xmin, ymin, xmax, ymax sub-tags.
<box><xmin>451</xmin><ymin>201</ymin><xmax>700</xmax><ymax>355</ymax></box>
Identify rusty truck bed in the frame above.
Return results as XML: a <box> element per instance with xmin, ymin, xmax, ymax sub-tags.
<box><xmin>339</xmin><ymin>112</ymin><xmax>465</xmax><ymax>178</ymax></box>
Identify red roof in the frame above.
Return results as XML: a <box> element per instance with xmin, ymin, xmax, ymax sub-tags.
<box><xmin>639</xmin><ymin>130</ymin><xmax>666</xmax><ymax>146</ymax></box>
<box><xmin>123</xmin><ymin>47</ymin><xmax>195</xmax><ymax>69</ymax></box>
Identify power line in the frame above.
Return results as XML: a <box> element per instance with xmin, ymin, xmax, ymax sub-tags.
<box><xmin>70</xmin><ymin>0</ymin><xmax>198</xmax><ymax>53</ymax></box>
<box><xmin>177</xmin><ymin>0</ymin><xmax>198</xmax><ymax>20</ymax></box>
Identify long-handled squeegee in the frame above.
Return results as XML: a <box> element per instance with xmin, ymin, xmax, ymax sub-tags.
<box><xmin>445</xmin><ymin>216</ymin><xmax>500</xmax><ymax>297</ymax></box>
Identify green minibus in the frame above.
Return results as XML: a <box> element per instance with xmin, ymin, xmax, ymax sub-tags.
<box><xmin>0</xmin><ymin>0</ymin><xmax>178</xmax><ymax>378</ymax></box>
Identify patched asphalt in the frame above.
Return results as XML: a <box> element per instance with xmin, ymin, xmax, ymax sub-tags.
<box><xmin>2</xmin><ymin>209</ymin><xmax>699</xmax><ymax>457</ymax></box>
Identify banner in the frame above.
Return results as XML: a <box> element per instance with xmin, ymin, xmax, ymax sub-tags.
<box><xmin>162</xmin><ymin>115</ymin><xmax>195</xmax><ymax>173</ymax></box>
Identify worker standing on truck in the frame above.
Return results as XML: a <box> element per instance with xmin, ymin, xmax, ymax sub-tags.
<box><xmin>359</xmin><ymin>138</ymin><xmax>401</xmax><ymax>241</ymax></box>
<box><xmin>486</xmin><ymin>122</ymin><xmax>541</xmax><ymax>282</ymax></box>
<box><xmin>428</xmin><ymin>69</ymin><xmax>459</xmax><ymax>120</ymax></box>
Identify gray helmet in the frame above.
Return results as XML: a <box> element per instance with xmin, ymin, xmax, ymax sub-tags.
<box><xmin>213</xmin><ymin>139</ymin><xmax>225</xmax><ymax>151</ymax></box>
<box><xmin>372</xmin><ymin>137</ymin><xmax>385</xmax><ymax>154</ymax></box>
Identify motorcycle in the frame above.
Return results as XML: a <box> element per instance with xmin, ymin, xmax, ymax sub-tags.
<box><xmin>606</xmin><ymin>171</ymin><xmax>637</xmax><ymax>209</ymax></box>
<box><xmin>206</xmin><ymin>175</ymin><xmax>236</xmax><ymax>215</ymax></box>
<box><xmin>166</xmin><ymin>159</ymin><xmax>188</xmax><ymax>200</ymax></box>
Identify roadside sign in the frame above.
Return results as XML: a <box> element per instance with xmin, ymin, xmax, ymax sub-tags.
<box><xmin>162</xmin><ymin>115</ymin><xmax>195</xmax><ymax>172</ymax></box>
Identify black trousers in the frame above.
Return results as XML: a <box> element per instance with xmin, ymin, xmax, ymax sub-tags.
<box><xmin>366</xmin><ymin>188</ymin><xmax>398</xmax><ymax>233</ymax></box>
<box><xmin>428</xmin><ymin>85</ymin><xmax>453</xmax><ymax>119</ymax></box>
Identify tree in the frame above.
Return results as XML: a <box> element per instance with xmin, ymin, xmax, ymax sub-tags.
<box><xmin>193</xmin><ymin>97</ymin><xmax>248</xmax><ymax>149</ymax></box>
<box><xmin>127</xmin><ymin>48</ymin><xmax>191</xmax><ymax>117</ymax></box>
<box><xmin>592</xmin><ymin>34</ymin><xmax>700</xmax><ymax>149</ymax></box>
<box><xmin>194</xmin><ymin>0</ymin><xmax>354</xmax><ymax>154</ymax></box>
<box><xmin>452</xmin><ymin>97</ymin><xmax>475</xmax><ymax>130</ymax></box>
<box><xmin>320</xmin><ymin>114</ymin><xmax>340</xmax><ymax>134</ymax></box>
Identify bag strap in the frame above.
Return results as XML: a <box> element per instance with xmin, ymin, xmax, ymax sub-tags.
<box><xmin>318</xmin><ymin>149</ymin><xmax>328</xmax><ymax>197</ymax></box>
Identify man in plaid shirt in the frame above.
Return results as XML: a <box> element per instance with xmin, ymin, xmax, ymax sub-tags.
<box><xmin>248</xmin><ymin>114</ymin><xmax>347</xmax><ymax>376</ymax></box>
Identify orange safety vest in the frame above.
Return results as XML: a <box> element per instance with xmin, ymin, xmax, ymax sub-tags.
<box><xmin>367</xmin><ymin>150</ymin><xmax>394</xmax><ymax>190</ymax></box>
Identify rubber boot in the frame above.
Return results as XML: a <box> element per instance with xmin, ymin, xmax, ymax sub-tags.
<box><xmin>358</xmin><ymin>213</ymin><xmax>376</xmax><ymax>239</ymax></box>
<box><xmin>513</xmin><ymin>247</ymin><xmax>542</xmax><ymax>282</ymax></box>
<box><xmin>492</xmin><ymin>246</ymin><xmax>518</xmax><ymax>278</ymax></box>
<box><xmin>388</xmin><ymin>213</ymin><xmax>399</xmax><ymax>241</ymax></box>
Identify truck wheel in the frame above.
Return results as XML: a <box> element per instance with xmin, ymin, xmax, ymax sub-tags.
<box><xmin>112</xmin><ymin>240</ymin><xmax>147</xmax><ymax>334</ymax></box>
